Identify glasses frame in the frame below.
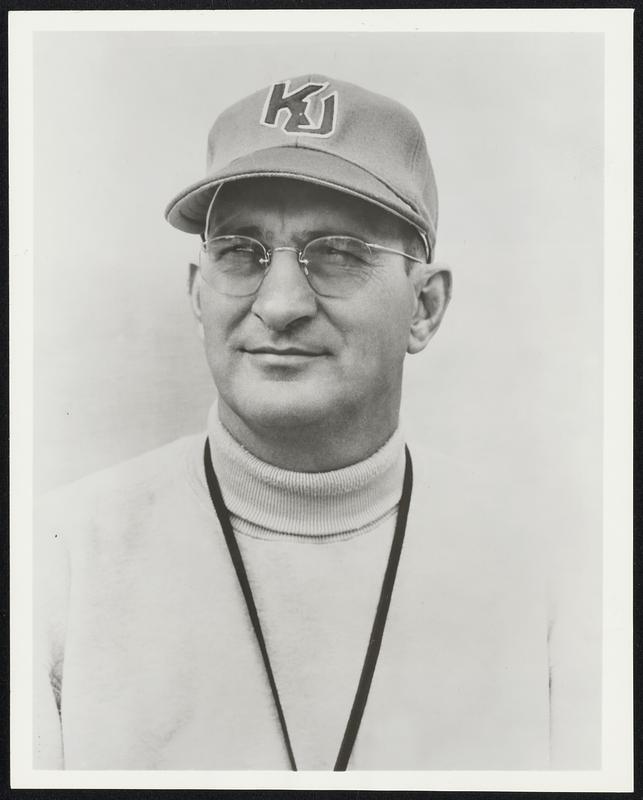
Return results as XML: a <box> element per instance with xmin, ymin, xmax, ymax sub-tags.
<box><xmin>199</xmin><ymin>233</ymin><xmax>427</xmax><ymax>297</ymax></box>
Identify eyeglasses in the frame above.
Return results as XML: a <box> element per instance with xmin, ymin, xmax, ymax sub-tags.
<box><xmin>198</xmin><ymin>234</ymin><xmax>426</xmax><ymax>298</ymax></box>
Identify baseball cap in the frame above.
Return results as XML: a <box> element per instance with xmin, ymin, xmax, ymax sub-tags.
<box><xmin>165</xmin><ymin>74</ymin><xmax>438</xmax><ymax>259</ymax></box>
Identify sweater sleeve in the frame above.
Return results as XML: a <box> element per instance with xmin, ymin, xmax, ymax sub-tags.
<box><xmin>33</xmin><ymin>493</ymin><xmax>71</xmax><ymax>768</ymax></box>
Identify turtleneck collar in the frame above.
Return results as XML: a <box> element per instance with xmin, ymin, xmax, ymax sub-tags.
<box><xmin>206</xmin><ymin>405</ymin><xmax>406</xmax><ymax>540</ymax></box>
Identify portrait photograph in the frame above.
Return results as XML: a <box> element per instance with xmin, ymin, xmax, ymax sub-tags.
<box><xmin>9</xmin><ymin>9</ymin><xmax>632</xmax><ymax>793</ymax></box>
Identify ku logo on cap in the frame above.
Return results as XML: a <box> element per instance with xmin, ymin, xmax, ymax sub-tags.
<box><xmin>261</xmin><ymin>80</ymin><xmax>338</xmax><ymax>138</ymax></box>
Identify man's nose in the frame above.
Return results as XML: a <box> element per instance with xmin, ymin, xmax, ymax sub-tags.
<box><xmin>251</xmin><ymin>249</ymin><xmax>317</xmax><ymax>331</ymax></box>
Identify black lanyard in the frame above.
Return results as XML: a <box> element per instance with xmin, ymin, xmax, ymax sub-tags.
<box><xmin>203</xmin><ymin>439</ymin><xmax>413</xmax><ymax>771</ymax></box>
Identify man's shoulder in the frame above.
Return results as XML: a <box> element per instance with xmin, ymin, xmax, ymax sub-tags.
<box><xmin>408</xmin><ymin>441</ymin><xmax>501</xmax><ymax>517</ymax></box>
<box><xmin>36</xmin><ymin>432</ymin><xmax>207</xmax><ymax>538</ymax></box>
<box><xmin>406</xmin><ymin>439</ymin><xmax>548</xmax><ymax>581</ymax></box>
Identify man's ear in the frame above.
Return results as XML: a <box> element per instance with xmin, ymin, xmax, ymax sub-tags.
<box><xmin>188</xmin><ymin>263</ymin><xmax>205</xmax><ymax>341</ymax></box>
<box><xmin>407</xmin><ymin>265</ymin><xmax>452</xmax><ymax>355</ymax></box>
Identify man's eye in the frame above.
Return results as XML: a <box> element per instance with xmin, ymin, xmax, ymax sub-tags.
<box><xmin>316</xmin><ymin>244</ymin><xmax>366</xmax><ymax>263</ymax></box>
<box><xmin>215</xmin><ymin>243</ymin><xmax>257</xmax><ymax>257</ymax></box>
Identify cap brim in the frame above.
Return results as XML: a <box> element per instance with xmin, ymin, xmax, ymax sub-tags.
<box><xmin>165</xmin><ymin>145</ymin><xmax>430</xmax><ymax>244</ymax></box>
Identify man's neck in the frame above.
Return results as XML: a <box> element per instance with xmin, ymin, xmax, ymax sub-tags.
<box><xmin>217</xmin><ymin>401</ymin><xmax>399</xmax><ymax>473</ymax></box>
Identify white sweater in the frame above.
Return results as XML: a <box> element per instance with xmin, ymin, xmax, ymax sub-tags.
<box><xmin>34</xmin><ymin>409</ymin><xmax>601</xmax><ymax>770</ymax></box>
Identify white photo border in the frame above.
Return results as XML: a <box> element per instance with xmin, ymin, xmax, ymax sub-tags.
<box><xmin>9</xmin><ymin>8</ymin><xmax>633</xmax><ymax>792</ymax></box>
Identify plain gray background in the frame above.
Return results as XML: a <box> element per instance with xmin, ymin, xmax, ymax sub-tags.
<box><xmin>34</xmin><ymin>30</ymin><xmax>603</xmax><ymax>574</ymax></box>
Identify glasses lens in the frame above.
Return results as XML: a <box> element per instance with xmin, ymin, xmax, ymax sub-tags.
<box><xmin>199</xmin><ymin>236</ymin><xmax>266</xmax><ymax>296</ymax></box>
<box><xmin>302</xmin><ymin>236</ymin><xmax>374</xmax><ymax>297</ymax></box>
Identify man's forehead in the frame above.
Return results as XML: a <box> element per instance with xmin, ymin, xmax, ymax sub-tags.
<box><xmin>208</xmin><ymin>177</ymin><xmax>410</xmax><ymax>241</ymax></box>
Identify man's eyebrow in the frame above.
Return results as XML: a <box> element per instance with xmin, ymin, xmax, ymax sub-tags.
<box><xmin>299</xmin><ymin>228</ymin><xmax>345</xmax><ymax>241</ymax></box>
<box><xmin>212</xmin><ymin>223</ymin><xmax>265</xmax><ymax>239</ymax></box>
<box><xmin>297</xmin><ymin>228</ymin><xmax>376</xmax><ymax>244</ymax></box>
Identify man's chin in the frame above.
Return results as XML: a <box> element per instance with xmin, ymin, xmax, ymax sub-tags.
<box><xmin>230</xmin><ymin>384</ymin><xmax>335</xmax><ymax>431</ymax></box>
<box><xmin>242</xmin><ymin>401</ymin><xmax>328</xmax><ymax>430</ymax></box>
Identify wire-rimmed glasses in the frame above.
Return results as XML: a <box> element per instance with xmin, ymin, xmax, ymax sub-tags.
<box><xmin>198</xmin><ymin>234</ymin><xmax>426</xmax><ymax>298</ymax></box>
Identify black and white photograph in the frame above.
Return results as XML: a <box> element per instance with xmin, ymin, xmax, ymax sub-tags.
<box><xmin>9</xmin><ymin>9</ymin><xmax>632</xmax><ymax>792</ymax></box>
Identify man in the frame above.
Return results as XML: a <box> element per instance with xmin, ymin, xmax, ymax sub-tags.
<box><xmin>34</xmin><ymin>74</ymin><xmax>599</xmax><ymax>770</ymax></box>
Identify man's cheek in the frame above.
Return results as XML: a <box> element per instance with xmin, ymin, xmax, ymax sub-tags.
<box><xmin>203</xmin><ymin>336</ymin><xmax>237</xmax><ymax>388</ymax></box>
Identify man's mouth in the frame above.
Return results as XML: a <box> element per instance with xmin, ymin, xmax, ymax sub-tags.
<box><xmin>244</xmin><ymin>346</ymin><xmax>325</xmax><ymax>357</ymax></box>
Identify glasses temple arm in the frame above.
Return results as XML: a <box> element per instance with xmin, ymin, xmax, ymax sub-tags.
<box><xmin>203</xmin><ymin>184</ymin><xmax>224</xmax><ymax>241</ymax></box>
<box><xmin>365</xmin><ymin>243</ymin><xmax>426</xmax><ymax>264</ymax></box>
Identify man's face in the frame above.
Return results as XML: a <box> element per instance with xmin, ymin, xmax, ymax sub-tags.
<box><xmin>193</xmin><ymin>178</ymin><xmax>426</xmax><ymax>435</ymax></box>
